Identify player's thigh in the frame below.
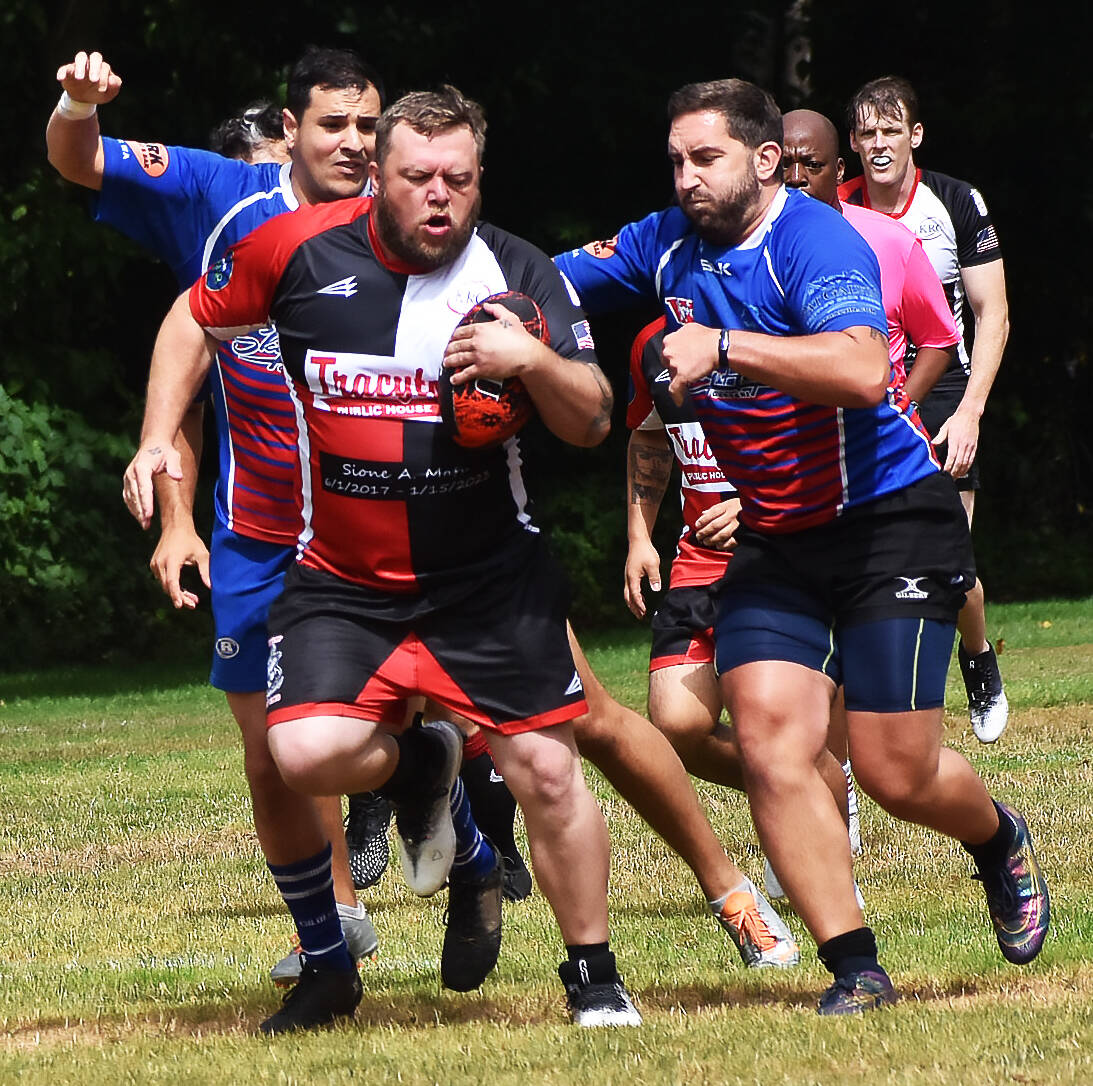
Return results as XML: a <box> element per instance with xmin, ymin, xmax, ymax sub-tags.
<box><xmin>648</xmin><ymin>662</ymin><xmax>721</xmax><ymax>739</ymax></box>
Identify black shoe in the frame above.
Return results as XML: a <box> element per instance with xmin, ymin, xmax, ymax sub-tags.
<box><xmin>258</xmin><ymin>964</ymin><xmax>362</xmax><ymax>1035</ymax></box>
<box><xmin>345</xmin><ymin>791</ymin><xmax>392</xmax><ymax>890</ymax></box>
<box><xmin>558</xmin><ymin>952</ymin><xmax>642</xmax><ymax>1026</ymax></box>
<box><xmin>500</xmin><ymin>850</ymin><xmax>533</xmax><ymax>902</ymax></box>
<box><xmin>442</xmin><ymin>851</ymin><xmax>503</xmax><ymax>991</ymax></box>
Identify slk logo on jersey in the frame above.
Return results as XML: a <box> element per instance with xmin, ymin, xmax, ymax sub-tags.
<box><xmin>317</xmin><ymin>276</ymin><xmax>358</xmax><ymax>298</ymax></box>
<box><xmin>125</xmin><ymin>140</ymin><xmax>169</xmax><ymax>178</ymax></box>
<box><xmin>665</xmin><ymin>297</ymin><xmax>695</xmax><ymax>324</ymax></box>
<box><xmin>205</xmin><ymin>252</ymin><xmax>233</xmax><ymax>292</ymax></box>
<box><xmin>894</xmin><ymin>576</ymin><xmax>930</xmax><ymax>600</ymax></box>
<box><xmin>582</xmin><ymin>236</ymin><xmax>617</xmax><ymax>259</ymax></box>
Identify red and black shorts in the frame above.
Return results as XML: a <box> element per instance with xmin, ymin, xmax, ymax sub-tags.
<box><xmin>648</xmin><ymin>577</ymin><xmax>727</xmax><ymax>672</ymax></box>
<box><xmin>265</xmin><ymin>541</ymin><xmax>587</xmax><ymax>735</ymax></box>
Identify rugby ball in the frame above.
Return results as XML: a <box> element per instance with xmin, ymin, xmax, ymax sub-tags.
<box><xmin>439</xmin><ymin>291</ymin><xmax>547</xmax><ymax>448</ymax></box>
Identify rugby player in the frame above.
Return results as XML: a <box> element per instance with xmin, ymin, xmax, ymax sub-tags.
<box><xmin>556</xmin><ymin>78</ymin><xmax>1049</xmax><ymax>1014</ymax></box>
<box><xmin>841</xmin><ymin>76</ymin><xmax>1011</xmax><ymax>743</ymax></box>
<box><xmin>125</xmin><ymin>86</ymin><xmax>643</xmax><ymax>1030</ymax></box>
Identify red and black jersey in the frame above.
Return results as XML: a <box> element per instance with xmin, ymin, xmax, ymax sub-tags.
<box><xmin>189</xmin><ymin>196</ymin><xmax>599</xmax><ymax>592</ymax></box>
<box><xmin>626</xmin><ymin>317</ymin><xmax>735</xmax><ymax>589</ymax></box>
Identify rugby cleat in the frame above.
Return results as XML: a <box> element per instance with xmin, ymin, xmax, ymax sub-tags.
<box><xmin>972</xmin><ymin>803</ymin><xmax>1050</xmax><ymax>964</ymax></box>
<box><xmin>270</xmin><ymin>901</ymin><xmax>379</xmax><ymax>987</ymax></box>
<box><xmin>715</xmin><ymin>879</ymin><xmax>800</xmax><ymax>968</ymax></box>
<box><xmin>345</xmin><ymin>791</ymin><xmax>392</xmax><ymax>890</ymax></box>
<box><xmin>259</xmin><ymin>964</ymin><xmax>362</xmax><ymax>1034</ymax></box>
<box><xmin>817</xmin><ymin>968</ymin><xmax>898</xmax><ymax>1015</ymax></box>
<box><xmin>558</xmin><ymin>953</ymin><xmax>642</xmax><ymax>1027</ymax></box>
<box><xmin>959</xmin><ymin>640</ymin><xmax>1009</xmax><ymax>743</ymax></box>
<box><xmin>441</xmin><ymin>850</ymin><xmax>503</xmax><ymax>991</ymax></box>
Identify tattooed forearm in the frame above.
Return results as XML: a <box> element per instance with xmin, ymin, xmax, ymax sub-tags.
<box><xmin>584</xmin><ymin>364</ymin><xmax>615</xmax><ymax>444</ymax></box>
<box><xmin>629</xmin><ymin>441</ymin><xmax>672</xmax><ymax>505</ymax></box>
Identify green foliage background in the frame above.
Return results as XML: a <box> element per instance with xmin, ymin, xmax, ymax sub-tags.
<box><xmin>1</xmin><ymin>0</ymin><xmax>1089</xmax><ymax>666</ymax></box>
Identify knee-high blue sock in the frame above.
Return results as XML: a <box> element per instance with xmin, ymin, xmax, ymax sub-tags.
<box><xmin>449</xmin><ymin>776</ymin><xmax>496</xmax><ymax>882</ymax></box>
<box><xmin>268</xmin><ymin>842</ymin><xmax>354</xmax><ymax>971</ymax></box>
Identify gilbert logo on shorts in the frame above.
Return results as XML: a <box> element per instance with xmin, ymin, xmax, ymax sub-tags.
<box><xmin>215</xmin><ymin>637</ymin><xmax>240</xmax><ymax>659</ymax></box>
<box><xmin>124</xmin><ymin>140</ymin><xmax>169</xmax><ymax>178</ymax></box>
<box><xmin>894</xmin><ymin>576</ymin><xmax>931</xmax><ymax>600</ymax></box>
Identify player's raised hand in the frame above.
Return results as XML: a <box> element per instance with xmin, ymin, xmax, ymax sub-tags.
<box><xmin>56</xmin><ymin>51</ymin><xmax>122</xmax><ymax>105</ymax></box>
<box><xmin>663</xmin><ymin>322</ymin><xmax>720</xmax><ymax>404</ymax></box>
<box><xmin>122</xmin><ymin>441</ymin><xmax>183</xmax><ymax>529</ymax></box>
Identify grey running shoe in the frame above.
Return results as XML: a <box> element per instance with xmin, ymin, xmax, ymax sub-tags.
<box><xmin>558</xmin><ymin>953</ymin><xmax>642</xmax><ymax>1027</ymax></box>
<box><xmin>441</xmin><ymin>850</ymin><xmax>503</xmax><ymax>991</ymax></box>
<box><xmin>270</xmin><ymin>902</ymin><xmax>379</xmax><ymax>988</ymax></box>
<box><xmin>259</xmin><ymin>964</ymin><xmax>362</xmax><ymax>1035</ymax></box>
<box><xmin>959</xmin><ymin>641</ymin><xmax>1009</xmax><ymax>743</ymax></box>
<box><xmin>345</xmin><ymin>791</ymin><xmax>392</xmax><ymax>890</ymax></box>
<box><xmin>715</xmin><ymin>878</ymin><xmax>800</xmax><ymax>968</ymax></box>
<box><xmin>817</xmin><ymin>968</ymin><xmax>898</xmax><ymax>1015</ymax></box>
<box><xmin>972</xmin><ymin>803</ymin><xmax>1050</xmax><ymax>964</ymax></box>
<box><xmin>394</xmin><ymin>719</ymin><xmax>463</xmax><ymax>896</ymax></box>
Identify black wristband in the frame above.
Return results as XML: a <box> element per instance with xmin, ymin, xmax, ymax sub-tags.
<box><xmin>717</xmin><ymin>328</ymin><xmax>731</xmax><ymax>368</ymax></box>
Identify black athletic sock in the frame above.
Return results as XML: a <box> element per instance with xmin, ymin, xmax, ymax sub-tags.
<box><xmin>460</xmin><ymin>743</ymin><xmax>520</xmax><ymax>857</ymax></box>
<box><xmin>962</xmin><ymin>800</ymin><xmax>1018</xmax><ymax>871</ymax></box>
<box><xmin>559</xmin><ymin>944</ymin><xmax>615</xmax><ymax>985</ymax></box>
<box><xmin>817</xmin><ymin>926</ymin><xmax>880</xmax><ymax>981</ymax></box>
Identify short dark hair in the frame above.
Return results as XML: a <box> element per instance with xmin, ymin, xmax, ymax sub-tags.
<box><xmin>284</xmin><ymin>46</ymin><xmax>385</xmax><ymax>118</ymax></box>
<box><xmin>208</xmin><ymin>100</ymin><xmax>283</xmax><ymax>160</ymax></box>
<box><xmin>667</xmin><ymin>78</ymin><xmax>783</xmax><ymax>149</ymax></box>
<box><xmin>374</xmin><ymin>85</ymin><xmax>487</xmax><ymax>166</ymax></box>
<box><xmin>846</xmin><ymin>76</ymin><xmax>920</xmax><ymax>135</ymax></box>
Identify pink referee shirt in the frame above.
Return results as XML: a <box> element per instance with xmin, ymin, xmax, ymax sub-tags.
<box><xmin>842</xmin><ymin>201</ymin><xmax>959</xmax><ymax>381</ymax></box>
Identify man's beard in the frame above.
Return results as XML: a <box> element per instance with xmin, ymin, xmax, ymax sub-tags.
<box><xmin>371</xmin><ymin>190</ymin><xmax>482</xmax><ymax>271</ymax></box>
<box><xmin>680</xmin><ymin>164</ymin><xmax>762</xmax><ymax>248</ymax></box>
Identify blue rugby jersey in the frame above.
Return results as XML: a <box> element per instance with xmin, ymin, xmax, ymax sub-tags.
<box><xmin>556</xmin><ymin>186</ymin><xmax>939</xmax><ymax>532</ymax></box>
<box><xmin>95</xmin><ymin>138</ymin><xmax>306</xmax><ymax>544</ymax></box>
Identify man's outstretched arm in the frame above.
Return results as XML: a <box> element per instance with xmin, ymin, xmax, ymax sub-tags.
<box><xmin>46</xmin><ymin>50</ymin><xmax>122</xmax><ymax>189</ymax></box>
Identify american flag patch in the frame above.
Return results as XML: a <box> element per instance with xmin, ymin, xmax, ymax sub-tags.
<box><xmin>572</xmin><ymin>319</ymin><xmax>595</xmax><ymax>350</ymax></box>
<box><xmin>976</xmin><ymin>225</ymin><xmax>999</xmax><ymax>253</ymax></box>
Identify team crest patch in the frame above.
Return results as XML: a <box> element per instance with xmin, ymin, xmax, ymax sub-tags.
<box><xmin>205</xmin><ymin>251</ymin><xmax>233</xmax><ymax>291</ymax></box>
<box><xmin>215</xmin><ymin>637</ymin><xmax>240</xmax><ymax>659</ymax></box>
<box><xmin>665</xmin><ymin>296</ymin><xmax>695</xmax><ymax>324</ymax></box>
<box><xmin>582</xmin><ymin>236</ymin><xmax>618</xmax><ymax>259</ymax></box>
<box><xmin>124</xmin><ymin>140</ymin><xmax>169</xmax><ymax>178</ymax></box>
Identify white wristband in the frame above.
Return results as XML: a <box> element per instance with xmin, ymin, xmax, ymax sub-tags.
<box><xmin>57</xmin><ymin>91</ymin><xmax>97</xmax><ymax>120</ymax></box>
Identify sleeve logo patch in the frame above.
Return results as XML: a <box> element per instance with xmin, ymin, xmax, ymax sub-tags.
<box><xmin>571</xmin><ymin>320</ymin><xmax>595</xmax><ymax>350</ymax></box>
<box><xmin>205</xmin><ymin>251</ymin><xmax>233</xmax><ymax>291</ymax></box>
<box><xmin>582</xmin><ymin>236</ymin><xmax>618</xmax><ymax>259</ymax></box>
<box><xmin>124</xmin><ymin>140</ymin><xmax>170</xmax><ymax>178</ymax></box>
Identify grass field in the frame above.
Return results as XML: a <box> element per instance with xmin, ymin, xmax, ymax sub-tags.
<box><xmin>1</xmin><ymin>598</ymin><xmax>1091</xmax><ymax>1084</ymax></box>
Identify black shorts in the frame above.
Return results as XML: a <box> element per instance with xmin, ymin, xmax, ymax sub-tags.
<box><xmin>649</xmin><ymin>579</ymin><xmax>725</xmax><ymax>671</ymax></box>
<box><xmin>918</xmin><ymin>375</ymin><xmax>979</xmax><ymax>492</ymax></box>
<box><xmin>715</xmin><ymin>472</ymin><xmax>975</xmax><ymax>685</ymax></box>
<box><xmin>265</xmin><ymin>540</ymin><xmax>586</xmax><ymax>735</ymax></box>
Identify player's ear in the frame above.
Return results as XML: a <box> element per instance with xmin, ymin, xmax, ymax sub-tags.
<box><xmin>837</xmin><ymin>156</ymin><xmax>845</xmax><ymax>184</ymax></box>
<box><xmin>755</xmin><ymin>140</ymin><xmax>783</xmax><ymax>182</ymax></box>
<box><xmin>368</xmin><ymin>158</ymin><xmax>381</xmax><ymax>192</ymax></box>
<box><xmin>910</xmin><ymin>122</ymin><xmax>923</xmax><ymax>149</ymax></box>
<box><xmin>282</xmin><ymin>108</ymin><xmax>299</xmax><ymax>150</ymax></box>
